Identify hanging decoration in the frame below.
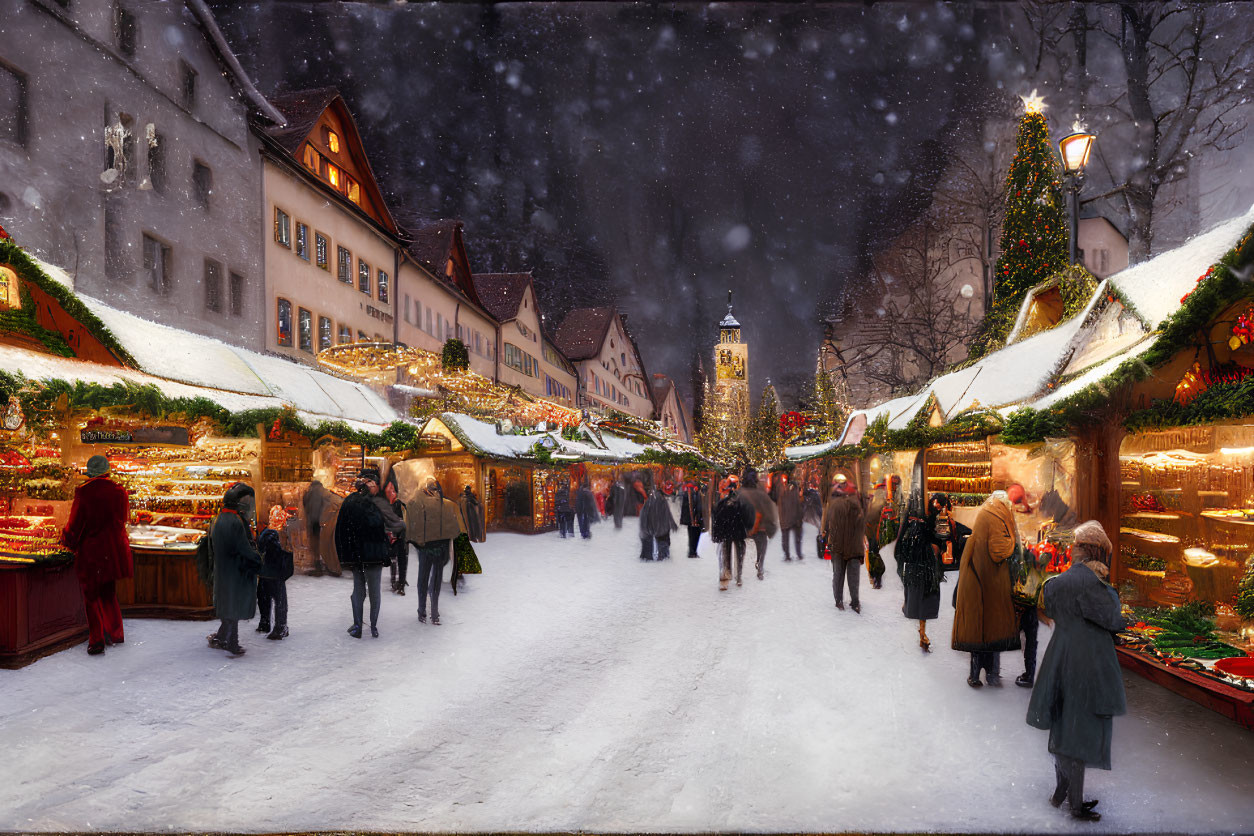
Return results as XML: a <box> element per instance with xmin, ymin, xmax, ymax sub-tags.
<box><xmin>1173</xmin><ymin>362</ymin><xmax>1254</xmax><ymax>406</ymax></box>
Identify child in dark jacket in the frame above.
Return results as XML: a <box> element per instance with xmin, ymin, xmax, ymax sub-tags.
<box><xmin>256</xmin><ymin>505</ymin><xmax>293</xmax><ymax>640</ymax></box>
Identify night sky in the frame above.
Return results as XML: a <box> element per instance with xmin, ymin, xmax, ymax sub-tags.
<box><xmin>209</xmin><ymin>2</ymin><xmax>1053</xmax><ymax>404</ymax></box>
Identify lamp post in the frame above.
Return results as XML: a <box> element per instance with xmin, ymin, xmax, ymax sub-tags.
<box><xmin>1059</xmin><ymin>127</ymin><xmax>1096</xmax><ymax>266</ymax></box>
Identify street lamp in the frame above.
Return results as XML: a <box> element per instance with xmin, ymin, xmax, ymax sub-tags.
<box><xmin>1059</xmin><ymin>127</ymin><xmax>1096</xmax><ymax>266</ymax></box>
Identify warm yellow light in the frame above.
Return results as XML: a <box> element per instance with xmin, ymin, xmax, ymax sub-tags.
<box><xmin>1059</xmin><ymin>131</ymin><xmax>1095</xmax><ymax>173</ymax></box>
<box><xmin>1020</xmin><ymin>89</ymin><xmax>1048</xmax><ymax>114</ymax></box>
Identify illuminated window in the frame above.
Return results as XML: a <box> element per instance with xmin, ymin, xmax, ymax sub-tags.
<box><xmin>338</xmin><ymin>324</ymin><xmax>351</xmax><ymax>345</ymax></box>
<box><xmin>377</xmin><ymin>269</ymin><xmax>388</xmax><ymax>303</ymax></box>
<box><xmin>276</xmin><ymin>299</ymin><xmax>292</xmax><ymax>346</ymax></box>
<box><xmin>318</xmin><ymin>316</ymin><xmax>332</xmax><ymax>351</ymax></box>
<box><xmin>274</xmin><ymin>207</ymin><xmax>290</xmax><ymax>248</ymax></box>
<box><xmin>358</xmin><ymin>259</ymin><xmax>371</xmax><ymax>294</ymax></box>
<box><xmin>324</xmin><ymin>128</ymin><xmax>340</xmax><ymax>153</ymax></box>
<box><xmin>326</xmin><ymin>163</ymin><xmax>340</xmax><ymax>188</ymax></box>
<box><xmin>295</xmin><ymin>222</ymin><xmax>309</xmax><ymax>260</ymax></box>
<box><xmin>302</xmin><ymin>143</ymin><xmax>319</xmax><ymax>172</ymax></box>
<box><xmin>315</xmin><ymin>232</ymin><xmax>329</xmax><ymax>270</ymax></box>
<box><xmin>344</xmin><ymin>175</ymin><xmax>360</xmax><ymax>204</ymax></box>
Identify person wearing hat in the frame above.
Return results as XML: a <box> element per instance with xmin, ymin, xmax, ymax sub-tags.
<box><xmin>952</xmin><ymin>491</ymin><xmax>1022</xmax><ymax>686</ymax></box>
<box><xmin>369</xmin><ymin>470</ymin><xmax>405</xmax><ymax>595</ymax></box>
<box><xmin>334</xmin><ymin>468</ymin><xmax>390</xmax><ymax>638</ymax></box>
<box><xmin>821</xmin><ymin>474</ymin><xmax>866</xmax><ymax>612</ymax></box>
<box><xmin>208</xmin><ymin>482</ymin><xmax>263</xmax><ymax>656</ymax></box>
<box><xmin>1026</xmin><ymin>520</ymin><xmax>1126</xmax><ymax>823</ymax></box>
<box><xmin>710</xmin><ymin>475</ymin><xmax>754</xmax><ymax>590</ymax></box>
<box><xmin>404</xmin><ymin>476</ymin><xmax>463</xmax><ymax>625</ymax></box>
<box><xmin>62</xmin><ymin>455</ymin><xmax>133</xmax><ymax>655</ymax></box>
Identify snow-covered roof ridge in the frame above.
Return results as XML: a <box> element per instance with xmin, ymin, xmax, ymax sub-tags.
<box><xmin>1110</xmin><ymin>203</ymin><xmax>1254</xmax><ymax>329</ymax></box>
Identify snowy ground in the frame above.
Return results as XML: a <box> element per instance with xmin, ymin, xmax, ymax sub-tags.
<box><xmin>3</xmin><ymin>521</ymin><xmax>1254</xmax><ymax>834</ymax></box>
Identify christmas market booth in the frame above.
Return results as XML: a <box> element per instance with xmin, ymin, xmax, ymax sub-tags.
<box><xmin>0</xmin><ymin>239</ymin><xmax>400</xmax><ymax>665</ymax></box>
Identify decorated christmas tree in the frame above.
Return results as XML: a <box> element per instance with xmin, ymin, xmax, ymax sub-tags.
<box><xmin>746</xmin><ymin>383</ymin><xmax>783</xmax><ymax>467</ymax></box>
<box><xmin>696</xmin><ymin>376</ymin><xmax>749</xmax><ymax>467</ymax></box>
<box><xmin>970</xmin><ymin>91</ymin><xmax>1069</xmax><ymax>358</ymax></box>
<box><xmin>811</xmin><ymin>369</ymin><xmax>850</xmax><ymax>441</ymax></box>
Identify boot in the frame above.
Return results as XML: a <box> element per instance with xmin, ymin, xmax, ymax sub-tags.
<box><xmin>256</xmin><ymin>620</ymin><xmax>271</xmax><ymax>633</ymax></box>
<box><xmin>266</xmin><ymin>626</ymin><xmax>289</xmax><ymax>640</ymax></box>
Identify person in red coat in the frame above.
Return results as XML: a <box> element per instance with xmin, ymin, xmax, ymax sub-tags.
<box><xmin>62</xmin><ymin>455</ymin><xmax>133</xmax><ymax>655</ymax></box>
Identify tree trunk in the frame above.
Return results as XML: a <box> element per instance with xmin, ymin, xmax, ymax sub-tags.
<box><xmin>1119</xmin><ymin>4</ymin><xmax>1159</xmax><ymax>262</ymax></box>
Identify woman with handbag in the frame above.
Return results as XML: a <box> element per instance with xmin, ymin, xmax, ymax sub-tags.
<box><xmin>897</xmin><ymin>488</ymin><xmax>942</xmax><ymax>650</ymax></box>
<box><xmin>257</xmin><ymin>505</ymin><xmax>294</xmax><ymax>640</ymax></box>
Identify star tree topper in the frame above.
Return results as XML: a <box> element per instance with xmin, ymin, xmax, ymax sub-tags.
<box><xmin>1020</xmin><ymin>89</ymin><xmax>1048</xmax><ymax>115</ymax></box>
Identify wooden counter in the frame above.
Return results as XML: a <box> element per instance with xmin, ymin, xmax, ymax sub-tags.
<box><xmin>116</xmin><ymin>546</ymin><xmax>213</xmax><ymax>620</ymax></box>
<box><xmin>0</xmin><ymin>559</ymin><xmax>87</xmax><ymax>669</ymax></box>
<box><xmin>1117</xmin><ymin>645</ymin><xmax>1254</xmax><ymax>729</ymax></box>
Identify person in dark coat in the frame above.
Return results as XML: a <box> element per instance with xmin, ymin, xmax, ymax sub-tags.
<box><xmin>896</xmin><ymin>488</ymin><xmax>942</xmax><ymax>649</ymax></box>
<box><xmin>739</xmin><ymin>469</ymin><xmax>779</xmax><ymax>581</ymax></box>
<box><xmin>775</xmin><ymin>473</ymin><xmax>804</xmax><ymax>561</ymax></box>
<box><xmin>256</xmin><ymin>505</ymin><xmax>292</xmax><ymax>640</ymax></box>
<box><xmin>1026</xmin><ymin>521</ymin><xmax>1126</xmax><ymax>823</ymax></box>
<box><xmin>334</xmin><ymin>468</ymin><xmax>389</xmax><ymax>638</ymax></box>
<box><xmin>62</xmin><ymin>455</ymin><xmax>133</xmax><ymax>655</ymax></box>
<box><xmin>679</xmin><ymin>480</ymin><xmax>706</xmax><ymax>558</ymax></box>
<box><xmin>208</xmin><ymin>482</ymin><xmax>262</xmax><ymax>656</ymax></box>
<box><xmin>711</xmin><ymin>476</ymin><xmax>754</xmax><ymax>590</ymax></box>
<box><xmin>638</xmin><ymin>488</ymin><xmax>679</xmax><ymax>561</ymax></box>
<box><xmin>554</xmin><ymin>479</ymin><xmax>575</xmax><ymax>538</ymax></box>
<box><xmin>459</xmin><ymin>486</ymin><xmax>486</xmax><ymax>543</ymax></box>
<box><xmin>821</xmin><ymin>475</ymin><xmax>865</xmax><ymax>612</ymax></box>
<box><xmin>404</xmin><ymin>476</ymin><xmax>464</xmax><ymax>625</ymax></box>
<box><xmin>302</xmin><ymin>479</ymin><xmax>329</xmax><ymax>575</ymax></box>
<box><xmin>574</xmin><ymin>479</ymin><xmax>599</xmax><ymax>540</ymax></box>
<box><xmin>372</xmin><ymin>474</ymin><xmax>406</xmax><ymax>595</ymax></box>
<box><xmin>608</xmin><ymin>479</ymin><xmax>629</xmax><ymax>529</ymax></box>
<box><xmin>952</xmin><ymin>491</ymin><xmax>1021</xmax><ymax>687</ymax></box>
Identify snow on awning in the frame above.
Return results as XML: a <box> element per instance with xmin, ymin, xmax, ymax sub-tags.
<box><xmin>1110</xmin><ymin>204</ymin><xmax>1254</xmax><ymax>329</ymax></box>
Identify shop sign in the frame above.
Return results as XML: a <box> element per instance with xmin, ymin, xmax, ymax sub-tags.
<box><xmin>365</xmin><ymin>304</ymin><xmax>394</xmax><ymax>324</ymax></box>
<box><xmin>81</xmin><ymin>426</ymin><xmax>191</xmax><ymax>446</ymax></box>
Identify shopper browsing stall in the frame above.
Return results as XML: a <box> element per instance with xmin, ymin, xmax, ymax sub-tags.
<box><xmin>62</xmin><ymin>455</ymin><xmax>132</xmax><ymax>656</ymax></box>
<box><xmin>208</xmin><ymin>482</ymin><xmax>262</xmax><ymax>657</ymax></box>
<box><xmin>335</xmin><ymin>469</ymin><xmax>390</xmax><ymax>638</ymax></box>
<box><xmin>404</xmin><ymin>477</ymin><xmax>463</xmax><ymax>626</ymax></box>
<box><xmin>952</xmin><ymin>491</ymin><xmax>1021</xmax><ymax>687</ymax></box>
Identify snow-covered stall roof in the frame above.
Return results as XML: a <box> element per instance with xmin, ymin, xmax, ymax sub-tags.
<box><xmin>1110</xmin><ymin>204</ymin><xmax>1254</xmax><ymax>328</ymax></box>
<box><xmin>426</xmin><ymin>413</ymin><xmax>687</xmax><ymax>466</ymax></box>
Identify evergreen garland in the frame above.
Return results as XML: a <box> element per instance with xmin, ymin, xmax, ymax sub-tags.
<box><xmin>1236</xmin><ymin>556</ymin><xmax>1254</xmax><ymax>619</ymax></box>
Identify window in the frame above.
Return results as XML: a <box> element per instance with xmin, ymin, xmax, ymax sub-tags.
<box><xmin>357</xmin><ymin>330</ymin><xmax>368</xmax><ymax>342</ymax></box>
<box><xmin>229</xmin><ymin>271</ymin><xmax>243</xmax><ymax>317</ymax></box>
<box><xmin>180</xmin><ymin>61</ymin><xmax>197</xmax><ymax>111</ymax></box>
<box><xmin>104</xmin><ymin>111</ymin><xmax>134</xmax><ymax>185</ymax></box>
<box><xmin>0</xmin><ymin>62</ymin><xmax>27</xmax><ymax>147</ymax></box>
<box><xmin>204</xmin><ymin>259</ymin><xmax>222</xmax><ymax>312</ymax></box>
<box><xmin>403</xmin><ymin>294</ymin><xmax>411</xmax><ymax>323</ymax></box>
<box><xmin>338</xmin><ymin>324</ymin><xmax>351</xmax><ymax>345</ymax></box>
<box><xmin>192</xmin><ymin>160</ymin><xmax>212</xmax><ymax>210</ymax></box>
<box><xmin>274</xmin><ymin>207</ymin><xmax>290</xmax><ymax>248</ymax></box>
<box><xmin>324</xmin><ymin>128</ymin><xmax>340</xmax><ymax>154</ymax></box>
<box><xmin>424</xmin><ymin>308</ymin><xmax>432</xmax><ymax>334</ymax></box>
<box><xmin>326</xmin><ymin>162</ymin><xmax>340</xmax><ymax>188</ymax></box>
<box><xmin>142</xmin><ymin>235</ymin><xmax>171</xmax><ymax>295</ymax></box>
<box><xmin>436</xmin><ymin>312</ymin><xmax>444</xmax><ymax>338</ymax></box>
<box><xmin>276</xmin><ymin>299</ymin><xmax>292</xmax><ymax>346</ymax></box>
<box><xmin>475</xmin><ymin>332</ymin><xmax>482</xmax><ymax>354</ymax></box>
<box><xmin>315</xmin><ymin>232</ymin><xmax>329</xmax><ymax>270</ymax></box>
<box><xmin>146</xmin><ymin>126</ymin><xmax>165</xmax><ymax>193</ymax></box>
<box><xmin>295</xmin><ymin>223</ymin><xmax>309</xmax><ymax>260</ymax></box>
<box><xmin>377</xmin><ymin>269</ymin><xmax>388</xmax><ymax>303</ymax></box>
<box><xmin>318</xmin><ymin>316</ymin><xmax>332</xmax><ymax>351</ymax></box>
<box><xmin>344</xmin><ymin>175</ymin><xmax>360</xmax><ymax>204</ymax></box>
<box><xmin>114</xmin><ymin>3</ymin><xmax>137</xmax><ymax>57</ymax></box>
<box><xmin>302</xmin><ymin>143</ymin><xmax>319</xmax><ymax>172</ymax></box>
<box><xmin>358</xmin><ymin>259</ymin><xmax>371</xmax><ymax>294</ymax></box>
<box><xmin>298</xmin><ymin>308</ymin><xmax>313</xmax><ymax>353</ymax></box>
<box><xmin>337</xmin><ymin>246</ymin><xmax>352</xmax><ymax>283</ymax></box>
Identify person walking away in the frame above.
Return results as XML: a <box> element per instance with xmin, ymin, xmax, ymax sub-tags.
<box><xmin>302</xmin><ymin>479</ymin><xmax>329</xmax><ymax>575</ymax></box>
<box><xmin>555</xmin><ymin>479</ymin><xmax>575</xmax><ymax>538</ymax></box>
<box><xmin>609</xmin><ymin>478</ymin><xmax>628</xmax><ymax>529</ymax></box>
<box><xmin>62</xmin><ymin>455</ymin><xmax>132</xmax><ymax>656</ymax></box>
<box><xmin>775</xmin><ymin>473</ymin><xmax>804</xmax><ymax>561</ymax></box>
<box><xmin>822</xmin><ymin>474</ymin><xmax>865</xmax><ymax>612</ymax></box>
<box><xmin>459</xmin><ymin>486</ymin><xmax>486</xmax><ymax>542</ymax></box>
<box><xmin>383</xmin><ymin>476</ymin><xmax>408</xmax><ymax>594</ymax></box>
<box><xmin>256</xmin><ymin>505</ymin><xmax>294</xmax><ymax>640</ymax></box>
<box><xmin>865</xmin><ymin>480</ymin><xmax>889</xmax><ymax>588</ymax></box>
<box><xmin>575</xmin><ymin>478</ymin><xmax>599</xmax><ymax>540</ymax></box>
<box><xmin>405</xmin><ymin>477</ymin><xmax>463</xmax><ymax>625</ymax></box>
<box><xmin>896</xmin><ymin>489</ymin><xmax>942</xmax><ymax>648</ymax></box>
<box><xmin>208</xmin><ymin>482</ymin><xmax>262</xmax><ymax>656</ymax></box>
<box><xmin>739</xmin><ymin>468</ymin><xmax>779</xmax><ymax>580</ymax></box>
<box><xmin>679</xmin><ymin>479</ymin><xmax>706</xmax><ymax>558</ymax></box>
<box><xmin>1013</xmin><ymin>534</ymin><xmax>1053</xmax><ymax>687</ymax></box>
<box><xmin>639</xmin><ymin>487</ymin><xmax>679</xmax><ymax>560</ymax></box>
<box><xmin>711</xmin><ymin>476</ymin><xmax>753</xmax><ymax>590</ymax></box>
<box><xmin>1026</xmin><ymin>521</ymin><xmax>1125</xmax><ymax>823</ymax></box>
<box><xmin>952</xmin><ymin>491</ymin><xmax>1022</xmax><ymax>687</ymax></box>
<box><xmin>334</xmin><ymin>469</ymin><xmax>389</xmax><ymax>638</ymax></box>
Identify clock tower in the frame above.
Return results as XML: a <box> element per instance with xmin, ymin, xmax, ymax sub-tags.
<box><xmin>715</xmin><ymin>291</ymin><xmax>749</xmax><ymax>411</ymax></box>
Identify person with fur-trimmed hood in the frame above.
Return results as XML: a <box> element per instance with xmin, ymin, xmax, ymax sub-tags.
<box><xmin>1026</xmin><ymin>521</ymin><xmax>1126</xmax><ymax>823</ymax></box>
<box><xmin>739</xmin><ymin>468</ymin><xmax>779</xmax><ymax>581</ymax></box>
<box><xmin>207</xmin><ymin>481</ymin><xmax>262</xmax><ymax>656</ymax></box>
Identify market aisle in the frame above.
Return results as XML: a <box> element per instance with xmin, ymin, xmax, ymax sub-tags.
<box><xmin>2</xmin><ymin>521</ymin><xmax>1253</xmax><ymax>833</ymax></box>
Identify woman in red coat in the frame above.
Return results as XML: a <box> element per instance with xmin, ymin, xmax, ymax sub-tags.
<box><xmin>62</xmin><ymin>455</ymin><xmax>133</xmax><ymax>655</ymax></box>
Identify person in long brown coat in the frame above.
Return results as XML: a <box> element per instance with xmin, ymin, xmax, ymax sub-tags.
<box><xmin>775</xmin><ymin>474</ymin><xmax>805</xmax><ymax>561</ymax></box>
<box><xmin>952</xmin><ymin>491</ymin><xmax>1022</xmax><ymax>686</ymax></box>
<box><xmin>821</xmin><ymin>475</ymin><xmax>865</xmax><ymax>612</ymax></box>
<box><xmin>62</xmin><ymin>455</ymin><xmax>133</xmax><ymax>655</ymax></box>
